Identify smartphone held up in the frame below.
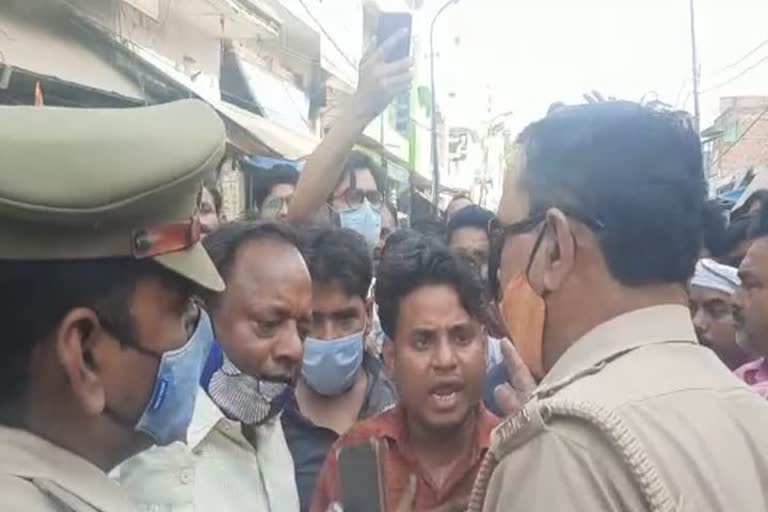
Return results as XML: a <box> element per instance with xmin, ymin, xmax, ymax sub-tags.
<box><xmin>377</xmin><ymin>11</ymin><xmax>412</xmax><ymax>62</ymax></box>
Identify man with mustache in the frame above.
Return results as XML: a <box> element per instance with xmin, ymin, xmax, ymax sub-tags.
<box><xmin>311</xmin><ymin>236</ymin><xmax>498</xmax><ymax>512</ymax></box>
<box><xmin>116</xmin><ymin>221</ymin><xmax>312</xmax><ymax>511</ymax></box>
<box><xmin>689</xmin><ymin>258</ymin><xmax>751</xmax><ymax>370</ymax></box>
<box><xmin>733</xmin><ymin>203</ymin><xmax>768</xmax><ymax>399</ymax></box>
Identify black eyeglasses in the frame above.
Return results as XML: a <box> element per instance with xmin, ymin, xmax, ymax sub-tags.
<box><xmin>261</xmin><ymin>195</ymin><xmax>293</xmax><ymax>218</ymax></box>
<box><xmin>488</xmin><ymin>213</ymin><xmax>545</xmax><ymax>241</ymax></box>
<box><xmin>487</xmin><ymin>208</ymin><xmax>604</xmax><ymax>243</ymax></box>
<box><xmin>487</xmin><ymin>207</ymin><xmax>605</xmax><ymax>300</ymax></box>
<box><xmin>340</xmin><ymin>188</ymin><xmax>383</xmax><ymax>209</ymax></box>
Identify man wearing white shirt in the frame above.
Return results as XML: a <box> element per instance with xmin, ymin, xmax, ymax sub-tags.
<box><xmin>115</xmin><ymin>221</ymin><xmax>311</xmax><ymax>511</ymax></box>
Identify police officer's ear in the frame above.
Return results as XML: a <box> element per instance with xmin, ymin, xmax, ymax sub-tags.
<box><xmin>53</xmin><ymin>308</ymin><xmax>108</xmax><ymax>416</ymax></box>
<box><xmin>542</xmin><ymin>208</ymin><xmax>576</xmax><ymax>293</ymax></box>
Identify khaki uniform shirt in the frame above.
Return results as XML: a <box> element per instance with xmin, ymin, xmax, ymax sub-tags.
<box><xmin>479</xmin><ymin>305</ymin><xmax>768</xmax><ymax>512</ymax></box>
<box><xmin>0</xmin><ymin>426</ymin><xmax>135</xmax><ymax>512</ymax></box>
<box><xmin>114</xmin><ymin>388</ymin><xmax>299</xmax><ymax>512</ymax></box>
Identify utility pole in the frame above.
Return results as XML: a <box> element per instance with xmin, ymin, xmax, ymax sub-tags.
<box><xmin>429</xmin><ymin>0</ymin><xmax>459</xmax><ymax>214</ymax></box>
<box><xmin>480</xmin><ymin>110</ymin><xmax>513</xmax><ymax>208</ymax></box>
<box><xmin>689</xmin><ymin>0</ymin><xmax>701</xmax><ymax>133</ymax></box>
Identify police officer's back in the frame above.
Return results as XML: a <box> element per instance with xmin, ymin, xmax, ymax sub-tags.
<box><xmin>471</xmin><ymin>102</ymin><xmax>768</xmax><ymax>511</ymax></box>
<box><xmin>0</xmin><ymin>100</ymin><xmax>226</xmax><ymax>511</ymax></box>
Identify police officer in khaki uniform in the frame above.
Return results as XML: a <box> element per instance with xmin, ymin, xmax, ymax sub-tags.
<box><xmin>469</xmin><ymin>102</ymin><xmax>768</xmax><ymax>512</ymax></box>
<box><xmin>0</xmin><ymin>100</ymin><xmax>226</xmax><ymax>511</ymax></box>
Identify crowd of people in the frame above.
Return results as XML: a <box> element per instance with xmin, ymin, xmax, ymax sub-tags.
<box><xmin>3</xmin><ymin>31</ymin><xmax>768</xmax><ymax>512</ymax></box>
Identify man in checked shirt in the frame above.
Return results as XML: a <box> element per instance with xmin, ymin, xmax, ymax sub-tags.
<box><xmin>311</xmin><ymin>236</ymin><xmax>500</xmax><ymax>512</ymax></box>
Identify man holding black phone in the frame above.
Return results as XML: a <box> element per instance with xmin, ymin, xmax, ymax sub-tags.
<box><xmin>377</xmin><ymin>12</ymin><xmax>412</xmax><ymax>62</ymax></box>
<box><xmin>287</xmin><ymin>25</ymin><xmax>413</xmax><ymax>238</ymax></box>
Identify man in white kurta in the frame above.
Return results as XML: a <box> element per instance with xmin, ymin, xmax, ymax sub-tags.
<box><xmin>114</xmin><ymin>388</ymin><xmax>299</xmax><ymax>512</ymax></box>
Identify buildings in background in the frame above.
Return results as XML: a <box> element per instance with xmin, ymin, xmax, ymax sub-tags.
<box><xmin>704</xmin><ymin>96</ymin><xmax>768</xmax><ymax>180</ymax></box>
<box><xmin>419</xmin><ymin>0</ymin><xmax>509</xmax><ymax>211</ymax></box>
<box><xmin>442</xmin><ymin>118</ymin><xmax>507</xmax><ymax>212</ymax></box>
<box><xmin>702</xmin><ymin>96</ymin><xmax>768</xmax><ymax>202</ymax></box>
<box><xmin>446</xmin><ymin>126</ymin><xmax>481</xmax><ymax>194</ymax></box>
<box><xmin>480</xmin><ymin>119</ymin><xmax>509</xmax><ymax>212</ymax></box>
<box><xmin>0</xmin><ymin>0</ymin><xmax>452</xmax><ymax>218</ymax></box>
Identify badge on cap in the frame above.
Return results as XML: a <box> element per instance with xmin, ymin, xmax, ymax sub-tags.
<box><xmin>132</xmin><ymin>217</ymin><xmax>202</xmax><ymax>259</ymax></box>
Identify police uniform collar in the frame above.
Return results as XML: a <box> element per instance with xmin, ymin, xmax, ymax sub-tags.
<box><xmin>539</xmin><ymin>305</ymin><xmax>698</xmax><ymax>393</ymax></box>
<box><xmin>0</xmin><ymin>425</ymin><xmax>135</xmax><ymax>511</ymax></box>
<box><xmin>186</xmin><ymin>387</ymin><xmax>225</xmax><ymax>449</ymax></box>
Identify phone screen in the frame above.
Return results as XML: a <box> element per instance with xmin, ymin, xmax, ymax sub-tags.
<box><xmin>377</xmin><ymin>12</ymin><xmax>412</xmax><ymax>62</ymax></box>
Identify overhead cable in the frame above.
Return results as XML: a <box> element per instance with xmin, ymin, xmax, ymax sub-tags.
<box><xmin>295</xmin><ymin>0</ymin><xmax>358</xmax><ymax>69</ymax></box>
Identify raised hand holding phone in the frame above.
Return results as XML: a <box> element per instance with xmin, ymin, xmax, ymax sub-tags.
<box><xmin>286</xmin><ymin>25</ymin><xmax>413</xmax><ymax>224</ymax></box>
<box><xmin>351</xmin><ymin>28</ymin><xmax>413</xmax><ymax>119</ymax></box>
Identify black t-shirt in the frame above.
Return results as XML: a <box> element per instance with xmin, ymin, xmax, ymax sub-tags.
<box><xmin>281</xmin><ymin>353</ymin><xmax>396</xmax><ymax>512</ymax></box>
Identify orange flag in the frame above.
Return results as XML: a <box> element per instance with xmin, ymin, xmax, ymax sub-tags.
<box><xmin>34</xmin><ymin>80</ymin><xmax>44</xmax><ymax>106</ymax></box>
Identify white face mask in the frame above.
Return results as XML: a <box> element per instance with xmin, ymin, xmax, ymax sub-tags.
<box><xmin>338</xmin><ymin>200</ymin><xmax>382</xmax><ymax>252</ymax></box>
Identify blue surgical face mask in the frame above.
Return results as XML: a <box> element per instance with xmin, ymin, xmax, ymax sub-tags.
<box><xmin>114</xmin><ymin>308</ymin><xmax>214</xmax><ymax>446</ymax></box>
<box><xmin>301</xmin><ymin>330</ymin><xmax>365</xmax><ymax>396</ymax></box>
<box><xmin>338</xmin><ymin>201</ymin><xmax>382</xmax><ymax>251</ymax></box>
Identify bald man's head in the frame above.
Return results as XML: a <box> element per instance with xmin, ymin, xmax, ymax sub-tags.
<box><xmin>202</xmin><ymin>222</ymin><xmax>312</xmax><ymax>381</ymax></box>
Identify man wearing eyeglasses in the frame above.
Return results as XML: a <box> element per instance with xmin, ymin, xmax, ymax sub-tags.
<box><xmin>287</xmin><ymin>31</ymin><xmax>413</xmax><ymax>247</ymax></box>
<box><xmin>254</xmin><ymin>165</ymin><xmax>300</xmax><ymax>220</ymax></box>
<box><xmin>328</xmin><ymin>150</ymin><xmax>387</xmax><ymax>251</ymax></box>
<box><xmin>468</xmin><ymin>102</ymin><xmax>768</xmax><ymax>512</ymax></box>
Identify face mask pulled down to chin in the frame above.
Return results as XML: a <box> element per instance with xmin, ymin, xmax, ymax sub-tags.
<box><xmin>200</xmin><ymin>342</ymin><xmax>292</xmax><ymax>426</ymax></box>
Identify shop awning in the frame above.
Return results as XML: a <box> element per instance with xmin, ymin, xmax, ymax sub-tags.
<box><xmin>732</xmin><ymin>167</ymin><xmax>768</xmax><ymax>214</ymax></box>
<box><xmin>0</xmin><ymin>64</ymin><xmax>143</xmax><ymax>108</ymax></box>
<box><xmin>79</xmin><ymin>26</ymin><xmax>316</xmax><ymax>159</ymax></box>
<box><xmin>358</xmin><ymin>134</ymin><xmax>411</xmax><ymax>170</ymax></box>
<box><xmin>215</xmin><ymin>100</ymin><xmax>319</xmax><ymax>159</ymax></box>
<box><xmin>440</xmin><ymin>184</ymin><xmax>470</xmax><ymax>196</ymax></box>
<box><xmin>101</xmin><ymin>38</ymin><xmax>287</xmax><ymax>157</ymax></box>
<box><xmin>0</xmin><ymin>5</ymin><xmax>145</xmax><ymax>102</ymax></box>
